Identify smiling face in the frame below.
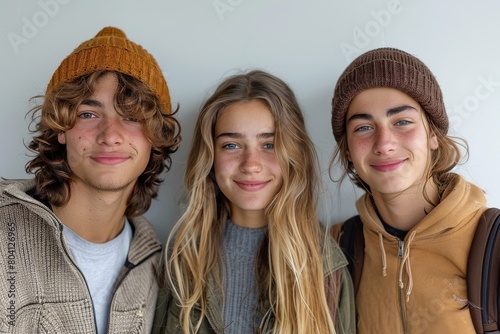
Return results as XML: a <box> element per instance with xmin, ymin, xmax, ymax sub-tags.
<box><xmin>57</xmin><ymin>72</ymin><xmax>152</xmax><ymax>195</ymax></box>
<box><xmin>345</xmin><ymin>87</ymin><xmax>438</xmax><ymax>197</ymax></box>
<box><xmin>213</xmin><ymin>100</ymin><xmax>283</xmax><ymax>228</ymax></box>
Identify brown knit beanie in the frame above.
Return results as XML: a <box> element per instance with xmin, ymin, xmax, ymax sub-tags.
<box><xmin>331</xmin><ymin>47</ymin><xmax>448</xmax><ymax>142</ymax></box>
<box><xmin>47</xmin><ymin>26</ymin><xmax>171</xmax><ymax>114</ymax></box>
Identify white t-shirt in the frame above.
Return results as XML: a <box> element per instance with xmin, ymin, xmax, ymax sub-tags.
<box><xmin>62</xmin><ymin>220</ymin><xmax>132</xmax><ymax>334</ymax></box>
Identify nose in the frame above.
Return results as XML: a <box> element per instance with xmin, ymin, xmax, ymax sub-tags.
<box><xmin>373</xmin><ymin>127</ymin><xmax>396</xmax><ymax>155</ymax></box>
<box><xmin>97</xmin><ymin>116</ymin><xmax>124</xmax><ymax>146</ymax></box>
<box><xmin>240</xmin><ymin>148</ymin><xmax>262</xmax><ymax>174</ymax></box>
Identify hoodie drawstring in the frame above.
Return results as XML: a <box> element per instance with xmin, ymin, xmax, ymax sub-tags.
<box><xmin>378</xmin><ymin>232</ymin><xmax>387</xmax><ymax>277</ymax></box>
<box><xmin>378</xmin><ymin>229</ymin><xmax>418</xmax><ymax>302</ymax></box>
<box><xmin>398</xmin><ymin>230</ymin><xmax>417</xmax><ymax>302</ymax></box>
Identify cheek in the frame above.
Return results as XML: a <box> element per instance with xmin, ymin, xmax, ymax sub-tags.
<box><xmin>213</xmin><ymin>159</ymin><xmax>234</xmax><ymax>193</ymax></box>
<box><xmin>62</xmin><ymin>134</ymin><xmax>88</xmax><ymax>154</ymax></box>
<box><xmin>347</xmin><ymin>139</ymin><xmax>369</xmax><ymax>162</ymax></box>
<box><xmin>268</xmin><ymin>157</ymin><xmax>282</xmax><ymax>177</ymax></box>
<box><xmin>213</xmin><ymin>155</ymin><xmax>234</xmax><ymax>177</ymax></box>
<box><xmin>406</xmin><ymin>132</ymin><xmax>433</xmax><ymax>154</ymax></box>
<box><xmin>133</xmin><ymin>139</ymin><xmax>152</xmax><ymax>154</ymax></box>
<box><xmin>62</xmin><ymin>126</ymin><xmax>93</xmax><ymax>147</ymax></box>
<box><xmin>128</xmin><ymin>130</ymin><xmax>150</xmax><ymax>144</ymax></box>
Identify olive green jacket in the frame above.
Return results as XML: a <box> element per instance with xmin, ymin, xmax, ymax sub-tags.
<box><xmin>152</xmin><ymin>234</ymin><xmax>355</xmax><ymax>333</ymax></box>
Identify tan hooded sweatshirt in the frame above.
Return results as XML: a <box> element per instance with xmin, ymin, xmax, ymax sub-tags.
<box><xmin>349</xmin><ymin>174</ymin><xmax>486</xmax><ymax>333</ymax></box>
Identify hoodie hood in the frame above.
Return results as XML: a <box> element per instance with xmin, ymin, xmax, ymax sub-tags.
<box><xmin>357</xmin><ymin>173</ymin><xmax>486</xmax><ymax>239</ymax></box>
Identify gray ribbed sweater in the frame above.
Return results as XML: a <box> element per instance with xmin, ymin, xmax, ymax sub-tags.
<box><xmin>222</xmin><ymin>220</ymin><xmax>267</xmax><ymax>334</ymax></box>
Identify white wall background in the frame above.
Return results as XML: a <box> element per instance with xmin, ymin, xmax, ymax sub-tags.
<box><xmin>1</xmin><ymin>0</ymin><xmax>499</xmax><ymax>243</ymax></box>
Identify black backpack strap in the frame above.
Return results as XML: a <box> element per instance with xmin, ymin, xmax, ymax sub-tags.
<box><xmin>467</xmin><ymin>208</ymin><xmax>500</xmax><ymax>334</ymax></box>
<box><xmin>339</xmin><ymin>215</ymin><xmax>365</xmax><ymax>295</ymax></box>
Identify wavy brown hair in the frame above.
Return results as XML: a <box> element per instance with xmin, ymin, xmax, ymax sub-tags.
<box><xmin>25</xmin><ymin>70</ymin><xmax>181</xmax><ymax>216</ymax></box>
<box><xmin>166</xmin><ymin>70</ymin><xmax>338</xmax><ymax>333</ymax></box>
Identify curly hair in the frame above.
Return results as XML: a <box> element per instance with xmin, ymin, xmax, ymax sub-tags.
<box><xmin>25</xmin><ymin>70</ymin><xmax>181</xmax><ymax>216</ymax></box>
<box><xmin>166</xmin><ymin>70</ymin><xmax>338</xmax><ymax>333</ymax></box>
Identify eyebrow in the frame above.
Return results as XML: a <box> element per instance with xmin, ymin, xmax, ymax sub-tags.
<box><xmin>346</xmin><ymin>105</ymin><xmax>418</xmax><ymax>123</ymax></box>
<box><xmin>80</xmin><ymin>99</ymin><xmax>104</xmax><ymax>108</ymax></box>
<box><xmin>215</xmin><ymin>132</ymin><xmax>275</xmax><ymax>140</ymax></box>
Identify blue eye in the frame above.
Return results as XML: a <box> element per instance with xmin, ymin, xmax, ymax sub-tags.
<box><xmin>223</xmin><ymin>143</ymin><xmax>238</xmax><ymax>150</ymax></box>
<box><xmin>355</xmin><ymin>125</ymin><xmax>371</xmax><ymax>132</ymax></box>
<box><xmin>79</xmin><ymin>112</ymin><xmax>95</xmax><ymax>119</ymax></box>
<box><xmin>127</xmin><ymin>117</ymin><xmax>140</xmax><ymax>122</ymax></box>
<box><xmin>263</xmin><ymin>143</ymin><xmax>274</xmax><ymax>149</ymax></box>
<box><xmin>396</xmin><ymin>120</ymin><xmax>411</xmax><ymax>126</ymax></box>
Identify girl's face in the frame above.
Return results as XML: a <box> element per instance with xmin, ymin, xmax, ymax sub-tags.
<box><xmin>213</xmin><ymin>100</ymin><xmax>283</xmax><ymax>228</ymax></box>
<box><xmin>345</xmin><ymin>87</ymin><xmax>438</xmax><ymax>197</ymax></box>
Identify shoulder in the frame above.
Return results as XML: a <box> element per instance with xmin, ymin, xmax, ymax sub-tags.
<box><xmin>0</xmin><ymin>179</ymin><xmax>55</xmax><ymax>228</ymax></box>
<box><xmin>127</xmin><ymin>216</ymin><xmax>162</xmax><ymax>264</ymax></box>
<box><xmin>330</xmin><ymin>222</ymin><xmax>344</xmax><ymax>242</ymax></box>
<box><xmin>322</xmin><ymin>230</ymin><xmax>349</xmax><ymax>276</ymax></box>
<box><xmin>128</xmin><ymin>216</ymin><xmax>161</xmax><ymax>242</ymax></box>
<box><xmin>0</xmin><ymin>178</ymin><xmax>36</xmax><ymax>202</ymax></box>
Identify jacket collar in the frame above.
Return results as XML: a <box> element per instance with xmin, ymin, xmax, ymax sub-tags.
<box><xmin>1</xmin><ymin>178</ymin><xmax>161</xmax><ymax>264</ymax></box>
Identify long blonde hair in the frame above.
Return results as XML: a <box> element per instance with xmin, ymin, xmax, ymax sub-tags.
<box><xmin>166</xmin><ymin>70</ymin><xmax>336</xmax><ymax>333</ymax></box>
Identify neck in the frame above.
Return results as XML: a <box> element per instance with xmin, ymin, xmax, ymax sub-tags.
<box><xmin>52</xmin><ymin>182</ymin><xmax>133</xmax><ymax>243</ymax></box>
<box><xmin>371</xmin><ymin>179</ymin><xmax>439</xmax><ymax>231</ymax></box>
<box><xmin>230</xmin><ymin>209</ymin><xmax>267</xmax><ymax>229</ymax></box>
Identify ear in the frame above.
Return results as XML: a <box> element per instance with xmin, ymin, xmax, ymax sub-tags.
<box><xmin>346</xmin><ymin>148</ymin><xmax>352</xmax><ymax>162</ymax></box>
<box><xmin>58</xmin><ymin>132</ymin><xmax>66</xmax><ymax>145</ymax></box>
<box><xmin>429</xmin><ymin>131</ymin><xmax>438</xmax><ymax>150</ymax></box>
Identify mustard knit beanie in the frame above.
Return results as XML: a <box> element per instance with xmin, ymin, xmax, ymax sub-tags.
<box><xmin>331</xmin><ymin>47</ymin><xmax>448</xmax><ymax>142</ymax></box>
<box><xmin>47</xmin><ymin>26</ymin><xmax>171</xmax><ymax>114</ymax></box>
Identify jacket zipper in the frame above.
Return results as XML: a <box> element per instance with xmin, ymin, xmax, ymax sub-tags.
<box><xmin>105</xmin><ymin>249</ymin><xmax>160</xmax><ymax>334</ymax></box>
<box><xmin>398</xmin><ymin>238</ymin><xmax>407</xmax><ymax>333</ymax></box>
<box><xmin>58</xmin><ymin>223</ymin><xmax>100</xmax><ymax>332</ymax></box>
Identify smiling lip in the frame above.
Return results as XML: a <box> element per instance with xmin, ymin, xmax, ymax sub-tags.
<box><xmin>91</xmin><ymin>153</ymin><xmax>130</xmax><ymax>165</ymax></box>
<box><xmin>371</xmin><ymin>160</ymin><xmax>406</xmax><ymax>172</ymax></box>
<box><xmin>235</xmin><ymin>180</ymin><xmax>269</xmax><ymax>191</ymax></box>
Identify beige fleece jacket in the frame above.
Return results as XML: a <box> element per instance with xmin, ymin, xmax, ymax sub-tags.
<box><xmin>0</xmin><ymin>179</ymin><xmax>162</xmax><ymax>333</ymax></box>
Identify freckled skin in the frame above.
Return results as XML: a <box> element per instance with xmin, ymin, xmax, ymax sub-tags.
<box><xmin>346</xmin><ymin>87</ymin><xmax>438</xmax><ymax>197</ymax></box>
<box><xmin>213</xmin><ymin>100</ymin><xmax>283</xmax><ymax>228</ymax></box>
<box><xmin>57</xmin><ymin>72</ymin><xmax>152</xmax><ymax>193</ymax></box>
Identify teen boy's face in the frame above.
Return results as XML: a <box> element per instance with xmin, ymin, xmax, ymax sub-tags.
<box><xmin>214</xmin><ymin>100</ymin><xmax>283</xmax><ymax>228</ymax></box>
<box><xmin>57</xmin><ymin>72</ymin><xmax>152</xmax><ymax>194</ymax></box>
<box><xmin>345</xmin><ymin>87</ymin><xmax>438</xmax><ymax>197</ymax></box>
